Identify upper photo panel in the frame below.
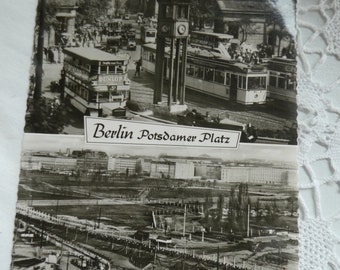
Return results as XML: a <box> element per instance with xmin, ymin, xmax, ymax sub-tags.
<box><xmin>26</xmin><ymin>0</ymin><xmax>297</xmax><ymax>145</ymax></box>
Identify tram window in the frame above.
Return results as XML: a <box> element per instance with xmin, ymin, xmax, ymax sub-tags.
<box><xmin>226</xmin><ymin>73</ymin><xmax>231</xmax><ymax>86</ymax></box>
<box><xmin>238</xmin><ymin>76</ymin><xmax>242</xmax><ymax>88</ymax></box>
<box><xmin>186</xmin><ymin>65</ymin><xmax>195</xmax><ymax>76</ymax></box>
<box><xmin>150</xmin><ymin>53</ymin><xmax>156</xmax><ymax>63</ymax></box>
<box><xmin>248</xmin><ymin>77</ymin><xmax>264</xmax><ymax>89</ymax></box>
<box><xmin>243</xmin><ymin>77</ymin><xmax>247</xmax><ymax>89</ymax></box>
<box><xmin>287</xmin><ymin>78</ymin><xmax>295</xmax><ymax>91</ymax></box>
<box><xmin>269</xmin><ymin>75</ymin><xmax>277</xmax><ymax>87</ymax></box>
<box><xmin>196</xmin><ymin>66</ymin><xmax>204</xmax><ymax>79</ymax></box>
<box><xmin>214</xmin><ymin>70</ymin><xmax>225</xmax><ymax>84</ymax></box>
<box><xmin>205</xmin><ymin>68</ymin><xmax>214</xmax><ymax>82</ymax></box>
<box><xmin>278</xmin><ymin>76</ymin><xmax>285</xmax><ymax>89</ymax></box>
<box><xmin>143</xmin><ymin>51</ymin><xmax>148</xmax><ymax>61</ymax></box>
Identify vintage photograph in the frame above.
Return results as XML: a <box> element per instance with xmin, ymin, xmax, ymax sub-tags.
<box><xmin>25</xmin><ymin>0</ymin><xmax>297</xmax><ymax>145</ymax></box>
<box><xmin>12</xmin><ymin>134</ymin><xmax>298</xmax><ymax>269</ymax></box>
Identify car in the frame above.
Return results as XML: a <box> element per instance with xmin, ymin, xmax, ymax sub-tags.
<box><xmin>123</xmin><ymin>14</ymin><xmax>130</xmax><ymax>20</ymax></box>
<box><xmin>128</xmin><ymin>40</ymin><xmax>136</xmax><ymax>50</ymax></box>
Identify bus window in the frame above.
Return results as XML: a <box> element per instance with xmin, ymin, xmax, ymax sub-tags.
<box><xmin>214</xmin><ymin>70</ymin><xmax>225</xmax><ymax>84</ymax></box>
<box><xmin>108</xmin><ymin>65</ymin><xmax>115</xmax><ymax>74</ymax></box>
<box><xmin>101</xmin><ymin>65</ymin><xmax>108</xmax><ymax>74</ymax></box>
<box><xmin>116</xmin><ymin>66</ymin><xmax>123</xmax><ymax>73</ymax></box>
<box><xmin>90</xmin><ymin>64</ymin><xmax>98</xmax><ymax>75</ymax></box>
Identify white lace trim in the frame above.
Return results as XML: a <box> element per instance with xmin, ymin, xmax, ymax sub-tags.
<box><xmin>297</xmin><ymin>0</ymin><xmax>340</xmax><ymax>269</ymax></box>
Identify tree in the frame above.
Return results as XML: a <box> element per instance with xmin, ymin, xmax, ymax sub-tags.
<box><xmin>236</xmin><ymin>18</ymin><xmax>262</xmax><ymax>45</ymax></box>
<box><xmin>216</xmin><ymin>194</ymin><xmax>225</xmax><ymax>225</ymax></box>
<box><xmin>265</xmin><ymin>0</ymin><xmax>294</xmax><ymax>55</ymax></box>
<box><xmin>287</xmin><ymin>196</ymin><xmax>298</xmax><ymax>217</ymax></box>
<box><xmin>203</xmin><ymin>190</ymin><xmax>213</xmax><ymax>225</ymax></box>
<box><xmin>25</xmin><ymin>98</ymin><xmax>66</xmax><ymax>133</ymax></box>
<box><xmin>190</xmin><ymin>0</ymin><xmax>217</xmax><ymax>30</ymax></box>
<box><xmin>76</xmin><ymin>0</ymin><xmax>111</xmax><ymax>25</ymax></box>
<box><xmin>235</xmin><ymin>183</ymin><xmax>250</xmax><ymax>232</ymax></box>
<box><xmin>228</xmin><ymin>186</ymin><xmax>237</xmax><ymax>230</ymax></box>
<box><xmin>254</xmin><ymin>198</ymin><xmax>262</xmax><ymax>222</ymax></box>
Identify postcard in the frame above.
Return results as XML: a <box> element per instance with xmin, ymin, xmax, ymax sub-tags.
<box><xmin>10</xmin><ymin>0</ymin><xmax>299</xmax><ymax>269</ymax></box>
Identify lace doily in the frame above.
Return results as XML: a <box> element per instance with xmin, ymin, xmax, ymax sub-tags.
<box><xmin>297</xmin><ymin>0</ymin><xmax>340</xmax><ymax>269</ymax></box>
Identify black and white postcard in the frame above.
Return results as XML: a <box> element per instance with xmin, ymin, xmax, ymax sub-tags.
<box><xmin>13</xmin><ymin>134</ymin><xmax>298</xmax><ymax>269</ymax></box>
<box><xmin>10</xmin><ymin>0</ymin><xmax>299</xmax><ymax>269</ymax></box>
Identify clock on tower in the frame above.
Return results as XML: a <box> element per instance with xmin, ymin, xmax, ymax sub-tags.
<box><xmin>157</xmin><ymin>0</ymin><xmax>190</xmax><ymax>38</ymax></box>
<box><xmin>154</xmin><ymin>0</ymin><xmax>191</xmax><ymax>109</ymax></box>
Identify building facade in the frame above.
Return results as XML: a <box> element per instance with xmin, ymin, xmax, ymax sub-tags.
<box><xmin>221</xmin><ymin>164</ymin><xmax>297</xmax><ymax>186</ymax></box>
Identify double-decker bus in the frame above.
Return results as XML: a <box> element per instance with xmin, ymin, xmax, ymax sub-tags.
<box><xmin>189</xmin><ymin>31</ymin><xmax>233</xmax><ymax>57</ymax></box>
<box><xmin>63</xmin><ymin>47</ymin><xmax>130</xmax><ymax>116</ymax></box>
<box><xmin>267</xmin><ymin>58</ymin><xmax>297</xmax><ymax>104</ymax></box>
<box><xmin>141</xmin><ymin>44</ymin><xmax>267</xmax><ymax>105</ymax></box>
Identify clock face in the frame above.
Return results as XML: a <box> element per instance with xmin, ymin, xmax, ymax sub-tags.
<box><xmin>161</xmin><ymin>25</ymin><xmax>169</xmax><ymax>33</ymax></box>
<box><xmin>177</xmin><ymin>24</ymin><xmax>186</xmax><ymax>35</ymax></box>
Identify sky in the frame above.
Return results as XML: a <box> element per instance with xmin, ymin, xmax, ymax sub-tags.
<box><xmin>23</xmin><ymin>133</ymin><xmax>298</xmax><ymax>164</ymax></box>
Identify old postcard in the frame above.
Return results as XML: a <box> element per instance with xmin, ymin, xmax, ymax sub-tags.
<box><xmin>25</xmin><ymin>0</ymin><xmax>297</xmax><ymax>145</ymax></box>
<box><xmin>10</xmin><ymin>0</ymin><xmax>298</xmax><ymax>269</ymax></box>
<box><xmin>13</xmin><ymin>133</ymin><xmax>298</xmax><ymax>269</ymax></box>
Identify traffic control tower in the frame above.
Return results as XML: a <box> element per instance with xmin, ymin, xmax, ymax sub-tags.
<box><xmin>153</xmin><ymin>0</ymin><xmax>190</xmax><ymax>112</ymax></box>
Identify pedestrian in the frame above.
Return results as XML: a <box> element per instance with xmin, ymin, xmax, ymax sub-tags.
<box><xmin>135</xmin><ymin>58</ymin><xmax>142</xmax><ymax>77</ymax></box>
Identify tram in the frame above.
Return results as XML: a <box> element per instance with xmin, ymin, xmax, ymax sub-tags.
<box><xmin>141</xmin><ymin>44</ymin><xmax>268</xmax><ymax>105</ymax></box>
<box><xmin>140</xmin><ymin>26</ymin><xmax>157</xmax><ymax>44</ymax></box>
<box><xmin>267</xmin><ymin>58</ymin><xmax>297</xmax><ymax>104</ymax></box>
<box><xmin>62</xmin><ymin>47</ymin><xmax>130</xmax><ymax>117</ymax></box>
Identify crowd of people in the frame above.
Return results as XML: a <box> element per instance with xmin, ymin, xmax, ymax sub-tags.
<box><xmin>228</xmin><ymin>43</ymin><xmax>296</xmax><ymax>65</ymax></box>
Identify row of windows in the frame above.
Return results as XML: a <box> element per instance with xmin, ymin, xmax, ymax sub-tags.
<box><xmin>143</xmin><ymin>51</ymin><xmax>156</xmax><ymax>63</ymax></box>
<box><xmin>64</xmin><ymin>55</ymin><xmax>126</xmax><ymax>76</ymax></box>
<box><xmin>269</xmin><ymin>73</ymin><xmax>296</xmax><ymax>91</ymax></box>
<box><xmin>66</xmin><ymin>80</ymin><xmax>93</xmax><ymax>102</ymax></box>
<box><xmin>161</xmin><ymin>5</ymin><xmax>189</xmax><ymax>19</ymax></box>
<box><xmin>186</xmin><ymin>64</ymin><xmax>232</xmax><ymax>86</ymax></box>
<box><xmin>186</xmin><ymin>64</ymin><xmax>267</xmax><ymax>90</ymax></box>
<box><xmin>143</xmin><ymin>50</ymin><xmax>268</xmax><ymax>90</ymax></box>
<box><xmin>67</xmin><ymin>79</ymin><xmax>127</xmax><ymax>103</ymax></box>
